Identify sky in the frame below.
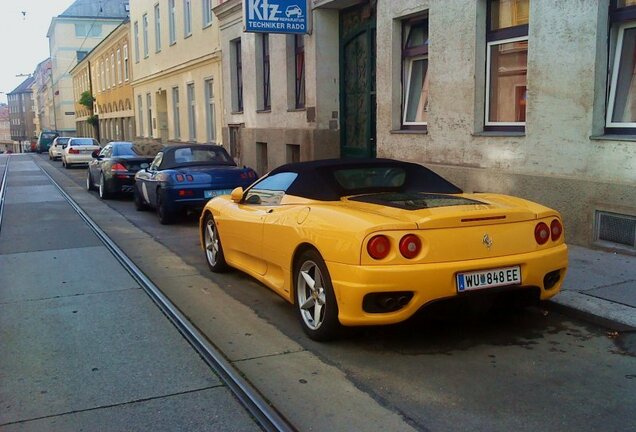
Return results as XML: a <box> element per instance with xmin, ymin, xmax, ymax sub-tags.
<box><xmin>0</xmin><ymin>0</ymin><xmax>74</xmax><ymax>104</ymax></box>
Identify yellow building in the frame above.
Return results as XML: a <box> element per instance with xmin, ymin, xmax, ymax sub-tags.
<box><xmin>71</xmin><ymin>20</ymin><xmax>135</xmax><ymax>141</ymax></box>
<box><xmin>130</xmin><ymin>0</ymin><xmax>223</xmax><ymax>145</ymax></box>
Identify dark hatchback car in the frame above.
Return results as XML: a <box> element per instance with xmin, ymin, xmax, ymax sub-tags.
<box><xmin>134</xmin><ymin>144</ymin><xmax>257</xmax><ymax>224</ymax></box>
<box><xmin>86</xmin><ymin>141</ymin><xmax>157</xmax><ymax>199</ymax></box>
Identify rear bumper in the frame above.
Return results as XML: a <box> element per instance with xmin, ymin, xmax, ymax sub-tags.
<box><xmin>65</xmin><ymin>154</ymin><xmax>93</xmax><ymax>164</ymax></box>
<box><xmin>163</xmin><ymin>185</ymin><xmax>236</xmax><ymax>211</ymax></box>
<box><xmin>327</xmin><ymin>244</ymin><xmax>568</xmax><ymax>326</ymax></box>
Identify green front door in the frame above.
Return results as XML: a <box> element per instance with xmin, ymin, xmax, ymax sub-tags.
<box><xmin>340</xmin><ymin>3</ymin><xmax>376</xmax><ymax>159</ymax></box>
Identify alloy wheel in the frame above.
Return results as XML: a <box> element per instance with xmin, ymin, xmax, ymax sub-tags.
<box><xmin>297</xmin><ymin>260</ymin><xmax>328</xmax><ymax>331</ymax></box>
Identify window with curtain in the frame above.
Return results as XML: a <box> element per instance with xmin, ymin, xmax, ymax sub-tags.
<box><xmin>485</xmin><ymin>0</ymin><xmax>529</xmax><ymax>131</ymax></box>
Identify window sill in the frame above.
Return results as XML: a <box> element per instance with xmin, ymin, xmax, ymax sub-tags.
<box><xmin>231</xmin><ymin>111</ymin><xmax>244</xmax><ymax>115</ymax></box>
<box><xmin>203</xmin><ymin>23</ymin><xmax>212</xmax><ymax>29</ymax></box>
<box><xmin>256</xmin><ymin>109</ymin><xmax>271</xmax><ymax>114</ymax></box>
<box><xmin>590</xmin><ymin>134</ymin><xmax>636</xmax><ymax>142</ymax></box>
<box><xmin>170</xmin><ymin>41</ymin><xmax>177</xmax><ymax>46</ymax></box>
<box><xmin>390</xmin><ymin>129</ymin><xmax>428</xmax><ymax>135</ymax></box>
<box><xmin>472</xmin><ymin>131</ymin><xmax>525</xmax><ymax>137</ymax></box>
<box><xmin>287</xmin><ymin>108</ymin><xmax>306</xmax><ymax>113</ymax></box>
<box><xmin>184</xmin><ymin>33</ymin><xmax>192</xmax><ymax>39</ymax></box>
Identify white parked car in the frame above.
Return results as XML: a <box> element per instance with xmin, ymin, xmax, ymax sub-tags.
<box><xmin>62</xmin><ymin>137</ymin><xmax>101</xmax><ymax>169</ymax></box>
<box><xmin>48</xmin><ymin>137</ymin><xmax>70</xmax><ymax>160</ymax></box>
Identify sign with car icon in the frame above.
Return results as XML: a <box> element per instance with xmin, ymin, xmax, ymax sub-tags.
<box><xmin>244</xmin><ymin>0</ymin><xmax>309</xmax><ymax>34</ymax></box>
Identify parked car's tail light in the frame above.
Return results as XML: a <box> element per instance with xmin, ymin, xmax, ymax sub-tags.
<box><xmin>176</xmin><ymin>174</ymin><xmax>185</xmax><ymax>182</ymax></box>
<box><xmin>550</xmin><ymin>219</ymin><xmax>563</xmax><ymax>241</ymax></box>
<box><xmin>111</xmin><ymin>163</ymin><xmax>127</xmax><ymax>173</ymax></box>
<box><xmin>68</xmin><ymin>147</ymin><xmax>80</xmax><ymax>154</ymax></box>
<box><xmin>178</xmin><ymin>189</ymin><xmax>194</xmax><ymax>197</ymax></box>
<box><xmin>534</xmin><ymin>222</ymin><xmax>550</xmax><ymax>245</ymax></box>
<box><xmin>367</xmin><ymin>235</ymin><xmax>390</xmax><ymax>260</ymax></box>
<box><xmin>399</xmin><ymin>234</ymin><xmax>421</xmax><ymax>259</ymax></box>
<box><xmin>186</xmin><ymin>174</ymin><xmax>194</xmax><ymax>182</ymax></box>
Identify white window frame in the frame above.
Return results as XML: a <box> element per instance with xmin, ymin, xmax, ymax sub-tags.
<box><xmin>169</xmin><ymin>0</ymin><xmax>176</xmax><ymax>44</ymax></box>
<box><xmin>184</xmin><ymin>0</ymin><xmax>192</xmax><ymax>37</ymax></box>
<box><xmin>110</xmin><ymin>53</ymin><xmax>116</xmax><ymax>87</ymax></box>
<box><xmin>187</xmin><ymin>82</ymin><xmax>196</xmax><ymax>141</ymax></box>
<box><xmin>606</xmin><ymin>21</ymin><xmax>636</xmax><ymax>128</ymax></box>
<box><xmin>205</xmin><ymin>79</ymin><xmax>216</xmax><ymax>142</ymax></box>
<box><xmin>402</xmin><ymin>55</ymin><xmax>429</xmax><ymax>127</ymax></box>
<box><xmin>137</xmin><ymin>94</ymin><xmax>144</xmax><ymax>136</ymax></box>
<box><xmin>123</xmin><ymin>45</ymin><xmax>130</xmax><ymax>80</ymax></box>
<box><xmin>142</xmin><ymin>13</ymin><xmax>149</xmax><ymax>58</ymax></box>
<box><xmin>146</xmin><ymin>93</ymin><xmax>153</xmax><ymax>137</ymax></box>
<box><xmin>117</xmin><ymin>48</ymin><xmax>122</xmax><ymax>83</ymax></box>
<box><xmin>155</xmin><ymin>4</ymin><xmax>162</xmax><ymax>53</ymax></box>
<box><xmin>203</xmin><ymin>0</ymin><xmax>213</xmax><ymax>27</ymax></box>
<box><xmin>172</xmin><ymin>86</ymin><xmax>181</xmax><ymax>139</ymax></box>
<box><xmin>484</xmin><ymin>35</ymin><xmax>528</xmax><ymax>127</ymax></box>
<box><xmin>134</xmin><ymin>21</ymin><xmax>140</xmax><ymax>63</ymax></box>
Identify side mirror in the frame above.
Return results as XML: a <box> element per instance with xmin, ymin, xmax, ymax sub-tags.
<box><xmin>230</xmin><ymin>187</ymin><xmax>244</xmax><ymax>203</ymax></box>
<box><xmin>91</xmin><ymin>150</ymin><xmax>100</xmax><ymax>158</ymax></box>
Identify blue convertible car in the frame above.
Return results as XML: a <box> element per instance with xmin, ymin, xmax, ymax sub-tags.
<box><xmin>134</xmin><ymin>144</ymin><xmax>257</xmax><ymax>224</ymax></box>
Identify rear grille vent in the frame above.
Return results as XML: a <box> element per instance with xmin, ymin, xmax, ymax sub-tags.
<box><xmin>595</xmin><ymin>211</ymin><xmax>636</xmax><ymax>249</ymax></box>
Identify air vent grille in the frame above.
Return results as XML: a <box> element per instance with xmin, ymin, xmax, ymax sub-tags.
<box><xmin>596</xmin><ymin>211</ymin><xmax>636</xmax><ymax>248</ymax></box>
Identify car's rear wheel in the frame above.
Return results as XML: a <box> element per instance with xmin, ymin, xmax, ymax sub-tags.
<box><xmin>86</xmin><ymin>170</ymin><xmax>95</xmax><ymax>191</ymax></box>
<box><xmin>65</xmin><ymin>160</ymin><xmax>72</xmax><ymax>169</ymax></box>
<box><xmin>133</xmin><ymin>184</ymin><xmax>147</xmax><ymax>211</ymax></box>
<box><xmin>203</xmin><ymin>213</ymin><xmax>228</xmax><ymax>272</ymax></box>
<box><xmin>98</xmin><ymin>173</ymin><xmax>110</xmax><ymax>200</ymax></box>
<box><xmin>294</xmin><ymin>249</ymin><xmax>341</xmax><ymax>341</ymax></box>
<box><xmin>157</xmin><ymin>189</ymin><xmax>174</xmax><ymax>225</ymax></box>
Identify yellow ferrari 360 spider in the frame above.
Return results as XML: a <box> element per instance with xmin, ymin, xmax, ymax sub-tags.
<box><xmin>199</xmin><ymin>158</ymin><xmax>568</xmax><ymax>341</ymax></box>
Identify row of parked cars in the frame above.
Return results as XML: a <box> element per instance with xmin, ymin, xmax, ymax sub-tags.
<box><xmin>44</xmin><ymin>137</ymin><xmax>569</xmax><ymax>342</ymax></box>
<box><xmin>47</xmin><ymin>136</ymin><xmax>258</xmax><ymax>225</ymax></box>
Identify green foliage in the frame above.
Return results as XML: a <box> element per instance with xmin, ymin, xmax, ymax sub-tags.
<box><xmin>79</xmin><ymin>91</ymin><xmax>95</xmax><ymax>109</ymax></box>
<box><xmin>86</xmin><ymin>114</ymin><xmax>99</xmax><ymax>126</ymax></box>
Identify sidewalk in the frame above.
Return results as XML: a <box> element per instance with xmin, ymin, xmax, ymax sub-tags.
<box><xmin>0</xmin><ymin>155</ymin><xmax>259</xmax><ymax>431</ymax></box>
<box><xmin>553</xmin><ymin>244</ymin><xmax>636</xmax><ymax>330</ymax></box>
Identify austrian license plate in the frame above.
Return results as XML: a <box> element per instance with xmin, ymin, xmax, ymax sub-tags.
<box><xmin>456</xmin><ymin>266</ymin><xmax>521</xmax><ymax>292</ymax></box>
<box><xmin>204</xmin><ymin>189</ymin><xmax>232</xmax><ymax>199</ymax></box>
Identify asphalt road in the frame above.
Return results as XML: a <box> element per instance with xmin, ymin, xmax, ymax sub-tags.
<box><xmin>36</xmin><ymin>154</ymin><xmax>636</xmax><ymax>432</ymax></box>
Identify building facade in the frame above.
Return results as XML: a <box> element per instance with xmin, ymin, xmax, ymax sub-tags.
<box><xmin>216</xmin><ymin>0</ymin><xmax>635</xmax><ymax>252</ymax></box>
<box><xmin>72</xmin><ymin>20</ymin><xmax>135</xmax><ymax>141</ymax></box>
<box><xmin>32</xmin><ymin>58</ymin><xmax>55</xmax><ymax>134</ymax></box>
<box><xmin>47</xmin><ymin>0</ymin><xmax>129</xmax><ymax>136</ymax></box>
<box><xmin>0</xmin><ymin>104</ymin><xmax>11</xmax><ymax>152</ymax></box>
<box><xmin>130</xmin><ymin>0</ymin><xmax>223</xmax><ymax>146</ymax></box>
<box><xmin>214</xmin><ymin>0</ymin><xmax>339</xmax><ymax>173</ymax></box>
<box><xmin>7</xmin><ymin>77</ymin><xmax>36</xmax><ymax>153</ymax></box>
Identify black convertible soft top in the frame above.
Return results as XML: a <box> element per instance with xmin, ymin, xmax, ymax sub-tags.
<box><xmin>159</xmin><ymin>144</ymin><xmax>236</xmax><ymax>169</ymax></box>
<box><xmin>267</xmin><ymin>158</ymin><xmax>462</xmax><ymax>201</ymax></box>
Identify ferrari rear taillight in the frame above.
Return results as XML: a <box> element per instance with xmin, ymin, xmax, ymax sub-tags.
<box><xmin>176</xmin><ymin>174</ymin><xmax>185</xmax><ymax>182</ymax></box>
<box><xmin>550</xmin><ymin>219</ymin><xmax>563</xmax><ymax>241</ymax></box>
<box><xmin>399</xmin><ymin>234</ymin><xmax>421</xmax><ymax>259</ymax></box>
<box><xmin>178</xmin><ymin>189</ymin><xmax>194</xmax><ymax>197</ymax></box>
<box><xmin>367</xmin><ymin>235</ymin><xmax>390</xmax><ymax>260</ymax></box>
<box><xmin>68</xmin><ymin>147</ymin><xmax>80</xmax><ymax>154</ymax></box>
<box><xmin>534</xmin><ymin>222</ymin><xmax>550</xmax><ymax>245</ymax></box>
<box><xmin>186</xmin><ymin>174</ymin><xmax>193</xmax><ymax>182</ymax></box>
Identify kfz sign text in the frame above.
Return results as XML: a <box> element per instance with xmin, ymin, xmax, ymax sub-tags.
<box><xmin>244</xmin><ymin>0</ymin><xmax>309</xmax><ymax>34</ymax></box>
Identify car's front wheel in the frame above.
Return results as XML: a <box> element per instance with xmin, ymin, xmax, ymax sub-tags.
<box><xmin>203</xmin><ymin>213</ymin><xmax>228</xmax><ymax>272</ymax></box>
<box><xmin>294</xmin><ymin>249</ymin><xmax>341</xmax><ymax>341</ymax></box>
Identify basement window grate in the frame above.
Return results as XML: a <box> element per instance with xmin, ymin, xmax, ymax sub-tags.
<box><xmin>595</xmin><ymin>211</ymin><xmax>636</xmax><ymax>249</ymax></box>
